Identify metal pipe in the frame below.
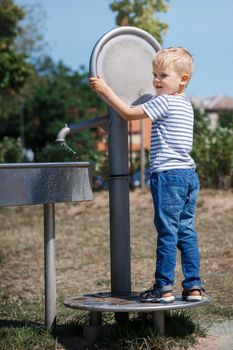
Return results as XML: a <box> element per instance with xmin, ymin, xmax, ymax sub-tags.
<box><xmin>55</xmin><ymin>115</ymin><xmax>109</xmax><ymax>142</ymax></box>
<box><xmin>44</xmin><ymin>203</ymin><xmax>56</xmax><ymax>329</ymax></box>
<box><xmin>108</xmin><ymin>107</ymin><xmax>131</xmax><ymax>296</ymax></box>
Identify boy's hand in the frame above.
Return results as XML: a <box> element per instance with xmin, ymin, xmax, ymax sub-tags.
<box><xmin>89</xmin><ymin>75</ymin><xmax>110</xmax><ymax>95</ymax></box>
<box><xmin>89</xmin><ymin>74</ymin><xmax>146</xmax><ymax>121</ymax></box>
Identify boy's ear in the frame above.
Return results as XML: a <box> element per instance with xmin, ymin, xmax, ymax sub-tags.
<box><xmin>180</xmin><ymin>73</ymin><xmax>189</xmax><ymax>86</ymax></box>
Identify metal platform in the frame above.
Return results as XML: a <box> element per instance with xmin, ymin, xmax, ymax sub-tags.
<box><xmin>64</xmin><ymin>292</ymin><xmax>210</xmax><ymax>313</ymax></box>
<box><xmin>64</xmin><ymin>292</ymin><xmax>210</xmax><ymax>337</ymax></box>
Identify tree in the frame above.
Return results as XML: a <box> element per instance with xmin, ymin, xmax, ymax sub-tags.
<box><xmin>109</xmin><ymin>0</ymin><xmax>170</xmax><ymax>44</ymax></box>
<box><xmin>15</xmin><ymin>2</ymin><xmax>47</xmax><ymax>63</ymax></box>
<box><xmin>0</xmin><ymin>0</ymin><xmax>32</xmax><ymax>91</ymax></box>
<box><xmin>218</xmin><ymin>110</ymin><xmax>233</xmax><ymax>129</ymax></box>
<box><xmin>1</xmin><ymin>56</ymin><xmax>107</xmax><ymax>163</ymax></box>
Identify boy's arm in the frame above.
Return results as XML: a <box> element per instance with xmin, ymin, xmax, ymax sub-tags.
<box><xmin>89</xmin><ymin>75</ymin><xmax>149</xmax><ymax>121</ymax></box>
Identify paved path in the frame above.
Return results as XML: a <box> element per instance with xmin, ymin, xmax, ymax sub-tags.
<box><xmin>190</xmin><ymin>320</ymin><xmax>233</xmax><ymax>350</ymax></box>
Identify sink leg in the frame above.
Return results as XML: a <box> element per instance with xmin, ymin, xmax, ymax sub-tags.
<box><xmin>44</xmin><ymin>203</ymin><xmax>56</xmax><ymax>329</ymax></box>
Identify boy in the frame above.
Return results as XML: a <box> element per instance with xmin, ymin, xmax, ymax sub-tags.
<box><xmin>90</xmin><ymin>47</ymin><xmax>203</xmax><ymax>303</ymax></box>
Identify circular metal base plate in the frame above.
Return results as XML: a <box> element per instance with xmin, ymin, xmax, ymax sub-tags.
<box><xmin>64</xmin><ymin>292</ymin><xmax>210</xmax><ymax>313</ymax></box>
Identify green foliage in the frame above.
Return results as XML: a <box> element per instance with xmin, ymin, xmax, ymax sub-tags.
<box><xmin>0</xmin><ymin>49</ymin><xmax>32</xmax><ymax>90</ymax></box>
<box><xmin>218</xmin><ymin>110</ymin><xmax>233</xmax><ymax>129</ymax></box>
<box><xmin>22</xmin><ymin>58</ymin><xmax>106</xmax><ymax>162</ymax></box>
<box><xmin>0</xmin><ymin>0</ymin><xmax>24</xmax><ymax>45</ymax></box>
<box><xmin>0</xmin><ymin>326</ymin><xmax>55</xmax><ymax>350</ymax></box>
<box><xmin>1</xmin><ymin>57</ymin><xmax>107</xmax><ymax>164</ymax></box>
<box><xmin>110</xmin><ymin>0</ymin><xmax>170</xmax><ymax>43</ymax></box>
<box><xmin>192</xmin><ymin>109</ymin><xmax>233</xmax><ymax>188</ymax></box>
<box><xmin>0</xmin><ymin>136</ymin><xmax>26</xmax><ymax>162</ymax></box>
<box><xmin>0</xmin><ymin>0</ymin><xmax>32</xmax><ymax>91</ymax></box>
<box><xmin>208</xmin><ymin>127</ymin><xmax>233</xmax><ymax>187</ymax></box>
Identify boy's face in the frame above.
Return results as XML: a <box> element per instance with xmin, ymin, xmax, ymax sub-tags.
<box><xmin>152</xmin><ymin>63</ymin><xmax>186</xmax><ymax>96</ymax></box>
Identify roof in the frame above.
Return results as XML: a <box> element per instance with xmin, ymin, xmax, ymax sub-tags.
<box><xmin>202</xmin><ymin>95</ymin><xmax>233</xmax><ymax>111</ymax></box>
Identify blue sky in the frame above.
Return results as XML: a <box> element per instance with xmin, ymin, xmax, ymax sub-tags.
<box><xmin>17</xmin><ymin>0</ymin><xmax>233</xmax><ymax>99</ymax></box>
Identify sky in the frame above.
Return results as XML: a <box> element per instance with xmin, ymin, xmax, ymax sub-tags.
<box><xmin>16</xmin><ymin>0</ymin><xmax>233</xmax><ymax>99</ymax></box>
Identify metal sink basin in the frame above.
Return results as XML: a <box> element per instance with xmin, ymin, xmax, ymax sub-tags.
<box><xmin>0</xmin><ymin>161</ymin><xmax>93</xmax><ymax>329</ymax></box>
<box><xmin>0</xmin><ymin>162</ymin><xmax>93</xmax><ymax>206</ymax></box>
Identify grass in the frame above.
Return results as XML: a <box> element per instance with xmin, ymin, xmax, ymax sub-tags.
<box><xmin>0</xmin><ymin>309</ymin><xmax>206</xmax><ymax>350</ymax></box>
<box><xmin>0</xmin><ymin>325</ymin><xmax>55</xmax><ymax>350</ymax></box>
<box><xmin>0</xmin><ymin>188</ymin><xmax>233</xmax><ymax>349</ymax></box>
<box><xmin>99</xmin><ymin>311</ymin><xmax>206</xmax><ymax>350</ymax></box>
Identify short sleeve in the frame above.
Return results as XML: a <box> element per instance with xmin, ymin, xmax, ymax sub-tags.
<box><xmin>141</xmin><ymin>94</ymin><xmax>169</xmax><ymax>121</ymax></box>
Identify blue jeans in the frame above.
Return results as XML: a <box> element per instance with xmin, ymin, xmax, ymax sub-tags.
<box><xmin>150</xmin><ymin>168</ymin><xmax>202</xmax><ymax>291</ymax></box>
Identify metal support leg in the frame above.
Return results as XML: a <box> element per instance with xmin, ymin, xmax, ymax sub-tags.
<box><xmin>90</xmin><ymin>312</ymin><xmax>102</xmax><ymax>326</ymax></box>
<box><xmin>153</xmin><ymin>311</ymin><xmax>165</xmax><ymax>335</ymax></box>
<box><xmin>83</xmin><ymin>312</ymin><xmax>102</xmax><ymax>344</ymax></box>
<box><xmin>115</xmin><ymin>312</ymin><xmax>129</xmax><ymax>325</ymax></box>
<box><xmin>44</xmin><ymin>203</ymin><xmax>56</xmax><ymax>329</ymax></box>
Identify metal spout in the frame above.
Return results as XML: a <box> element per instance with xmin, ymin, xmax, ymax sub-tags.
<box><xmin>55</xmin><ymin>116</ymin><xmax>109</xmax><ymax>143</ymax></box>
<box><xmin>55</xmin><ymin>124</ymin><xmax>71</xmax><ymax>142</ymax></box>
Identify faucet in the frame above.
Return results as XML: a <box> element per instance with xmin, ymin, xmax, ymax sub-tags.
<box><xmin>55</xmin><ymin>115</ymin><xmax>109</xmax><ymax>142</ymax></box>
<box><xmin>55</xmin><ymin>115</ymin><xmax>109</xmax><ymax>155</ymax></box>
<box><xmin>55</xmin><ymin>124</ymin><xmax>71</xmax><ymax>143</ymax></box>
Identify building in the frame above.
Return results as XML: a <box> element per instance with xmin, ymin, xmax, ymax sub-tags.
<box><xmin>192</xmin><ymin>95</ymin><xmax>233</xmax><ymax>129</ymax></box>
<box><xmin>96</xmin><ymin>118</ymin><xmax>151</xmax><ymax>155</ymax></box>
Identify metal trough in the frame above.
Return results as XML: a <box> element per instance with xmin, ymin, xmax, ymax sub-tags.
<box><xmin>0</xmin><ymin>162</ymin><xmax>93</xmax><ymax>329</ymax></box>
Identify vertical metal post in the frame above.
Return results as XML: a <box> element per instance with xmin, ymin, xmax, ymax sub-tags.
<box><xmin>129</xmin><ymin>121</ymin><xmax>134</xmax><ymax>190</ymax></box>
<box><xmin>152</xmin><ymin>311</ymin><xmax>165</xmax><ymax>335</ymax></box>
<box><xmin>44</xmin><ymin>203</ymin><xmax>56</xmax><ymax>329</ymax></box>
<box><xmin>140</xmin><ymin>119</ymin><xmax>145</xmax><ymax>190</ymax></box>
<box><xmin>108</xmin><ymin>107</ymin><xmax>131</xmax><ymax>297</ymax></box>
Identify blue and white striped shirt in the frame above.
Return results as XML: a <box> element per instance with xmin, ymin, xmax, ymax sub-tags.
<box><xmin>141</xmin><ymin>94</ymin><xmax>195</xmax><ymax>173</ymax></box>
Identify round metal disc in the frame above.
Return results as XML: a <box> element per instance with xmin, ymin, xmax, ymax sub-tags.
<box><xmin>90</xmin><ymin>27</ymin><xmax>161</xmax><ymax>105</ymax></box>
<box><xmin>64</xmin><ymin>292</ymin><xmax>210</xmax><ymax>313</ymax></box>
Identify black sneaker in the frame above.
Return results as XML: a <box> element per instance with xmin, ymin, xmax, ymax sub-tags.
<box><xmin>140</xmin><ymin>285</ymin><xmax>175</xmax><ymax>303</ymax></box>
<box><xmin>182</xmin><ymin>286</ymin><xmax>205</xmax><ymax>302</ymax></box>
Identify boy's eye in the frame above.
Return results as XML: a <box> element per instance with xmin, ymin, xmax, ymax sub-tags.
<box><xmin>161</xmin><ymin>74</ymin><xmax>168</xmax><ymax>78</ymax></box>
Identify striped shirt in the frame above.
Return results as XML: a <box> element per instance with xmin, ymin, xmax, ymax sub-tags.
<box><xmin>141</xmin><ymin>94</ymin><xmax>195</xmax><ymax>173</ymax></box>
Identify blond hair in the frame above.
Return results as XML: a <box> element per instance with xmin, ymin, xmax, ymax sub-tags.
<box><xmin>153</xmin><ymin>47</ymin><xmax>194</xmax><ymax>81</ymax></box>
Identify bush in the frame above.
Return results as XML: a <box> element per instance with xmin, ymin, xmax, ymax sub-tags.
<box><xmin>192</xmin><ymin>109</ymin><xmax>233</xmax><ymax>188</ymax></box>
<box><xmin>0</xmin><ymin>136</ymin><xmax>26</xmax><ymax>162</ymax></box>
